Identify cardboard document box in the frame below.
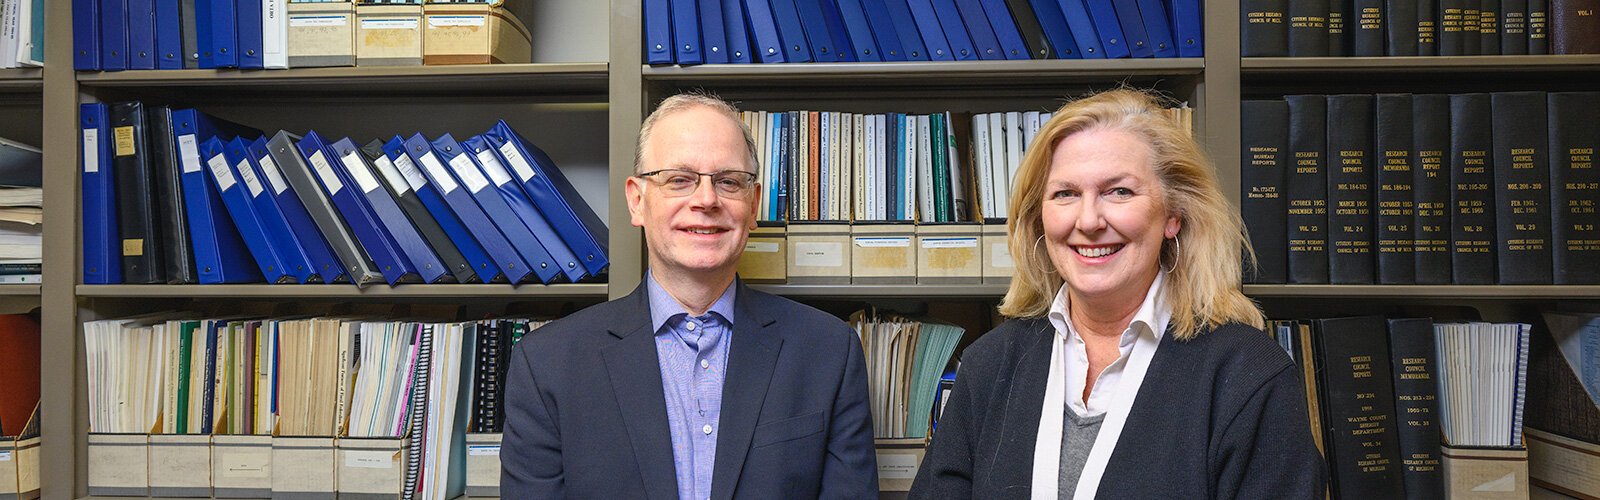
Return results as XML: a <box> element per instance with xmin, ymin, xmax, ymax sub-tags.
<box><xmin>87</xmin><ymin>433</ymin><xmax>149</xmax><ymax>497</ymax></box>
<box><xmin>336</xmin><ymin>437</ymin><xmax>408</xmax><ymax>497</ymax></box>
<box><xmin>737</xmin><ymin>224</ymin><xmax>787</xmax><ymax>283</ymax></box>
<box><xmin>851</xmin><ymin>224</ymin><xmax>915</xmax><ymax>284</ymax></box>
<box><xmin>1443</xmin><ymin>445</ymin><xmax>1530</xmax><ymax>500</ymax></box>
<box><xmin>1526</xmin><ymin>428</ymin><xmax>1600</xmax><ymax>499</ymax></box>
<box><xmin>272</xmin><ymin>437</ymin><xmax>336</xmax><ymax>499</ymax></box>
<box><xmin>288</xmin><ymin>2</ymin><xmax>356</xmax><ymax>68</ymax></box>
<box><xmin>148</xmin><ymin>434</ymin><xmax>213</xmax><ymax>497</ymax></box>
<box><xmin>212</xmin><ymin>434</ymin><xmax>272</xmax><ymax>498</ymax></box>
<box><xmin>355</xmin><ymin>4</ymin><xmax>423</xmax><ymax>66</ymax></box>
<box><xmin>875</xmin><ymin>438</ymin><xmax>927</xmax><ymax>492</ymax></box>
<box><xmin>786</xmin><ymin>223</ymin><xmax>851</xmax><ymax>284</ymax></box>
<box><xmin>916</xmin><ymin>224</ymin><xmax>981</xmax><ymax>284</ymax></box>
<box><xmin>422</xmin><ymin>3</ymin><xmax>531</xmax><ymax>65</ymax></box>
<box><xmin>0</xmin><ymin>436</ymin><xmax>39</xmax><ymax>499</ymax></box>
<box><xmin>980</xmin><ymin>224</ymin><xmax>1013</xmax><ymax>284</ymax></box>
<box><xmin>465</xmin><ymin>433</ymin><xmax>503</xmax><ymax>498</ymax></box>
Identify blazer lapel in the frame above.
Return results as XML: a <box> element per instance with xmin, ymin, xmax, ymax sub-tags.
<box><xmin>990</xmin><ymin>320</ymin><xmax>1054</xmax><ymax>495</ymax></box>
<box><xmin>600</xmin><ymin>285</ymin><xmax>679</xmax><ymax>500</ymax></box>
<box><xmin>709</xmin><ymin>282</ymin><xmax>782</xmax><ymax>500</ymax></box>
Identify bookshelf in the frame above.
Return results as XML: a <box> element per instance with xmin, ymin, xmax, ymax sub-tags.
<box><xmin>28</xmin><ymin>0</ymin><xmax>1597</xmax><ymax>499</ymax></box>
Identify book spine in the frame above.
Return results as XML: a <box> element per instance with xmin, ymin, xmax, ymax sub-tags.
<box><xmin>1528</xmin><ymin>0</ymin><xmax>1549</xmax><ymax>53</ymax></box>
<box><xmin>1243</xmin><ymin>0</ymin><xmax>1290</xmax><ymax>56</ymax></box>
<box><xmin>1288</xmin><ymin>0</ymin><xmax>1331</xmax><ymax>55</ymax></box>
<box><xmin>1386</xmin><ymin>0</ymin><xmax>1420</xmax><ymax>54</ymax></box>
<box><xmin>1490</xmin><ymin>91</ymin><xmax>1554</xmax><ymax>284</ymax></box>
<box><xmin>1287</xmin><ymin>95</ymin><xmax>1330</xmax><ymax>284</ymax></box>
<box><xmin>1463</xmin><ymin>0</ymin><xmax>1482</xmax><ymax>54</ymax></box>
<box><xmin>1385</xmin><ymin>318</ymin><xmax>1446</xmax><ymax>500</ymax></box>
<box><xmin>1547</xmin><ymin>92</ymin><xmax>1600</xmax><ymax>284</ymax></box>
<box><xmin>1353</xmin><ymin>0</ymin><xmax>1385</xmax><ymax>55</ymax></box>
<box><xmin>1241</xmin><ymin>100</ymin><xmax>1290</xmax><ymax>283</ymax></box>
<box><xmin>1418</xmin><ymin>0</ymin><xmax>1439</xmax><ymax>54</ymax></box>
<box><xmin>1313</xmin><ymin>316</ymin><xmax>1408</xmax><ymax>498</ymax></box>
<box><xmin>1551</xmin><ymin>0</ymin><xmax>1600</xmax><ymax>53</ymax></box>
<box><xmin>1411</xmin><ymin>94</ymin><xmax>1453</xmax><ymax>284</ymax></box>
<box><xmin>1329</xmin><ymin>0</ymin><xmax>1347</xmax><ymax>55</ymax></box>
<box><xmin>1439</xmin><ymin>0</ymin><xmax>1468</xmax><ymax>54</ymax></box>
<box><xmin>1327</xmin><ymin>94</ymin><xmax>1376</xmax><ymax>284</ymax></box>
<box><xmin>1480</xmin><ymin>0</ymin><xmax>1501</xmax><ymax>53</ymax></box>
<box><xmin>1500</xmin><ymin>0</ymin><xmax>1529</xmax><ymax>53</ymax></box>
<box><xmin>1375</xmin><ymin>94</ymin><xmax>1416</xmax><ymax>284</ymax></box>
<box><xmin>1449</xmin><ymin>93</ymin><xmax>1497</xmax><ymax>284</ymax></box>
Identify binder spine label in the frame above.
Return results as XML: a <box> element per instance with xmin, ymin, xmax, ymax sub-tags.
<box><xmin>179</xmin><ymin>135</ymin><xmax>201</xmax><ymax>173</ymax></box>
<box><xmin>392</xmin><ymin>153</ymin><xmax>429</xmax><ymax>192</ymax></box>
<box><xmin>497</xmin><ymin>142</ymin><xmax>536</xmax><ymax>182</ymax></box>
<box><xmin>418</xmin><ymin>153</ymin><xmax>460</xmax><ymax>194</ymax></box>
<box><xmin>207</xmin><ymin>153</ymin><xmax>239</xmax><ymax>192</ymax></box>
<box><xmin>308</xmin><ymin>151</ymin><xmax>346</xmax><ymax>195</ymax></box>
<box><xmin>447</xmin><ymin>154</ymin><xmax>491</xmax><ymax>193</ymax></box>
<box><xmin>373</xmin><ymin>156</ymin><xmax>413</xmax><ymax>196</ymax></box>
<box><xmin>237</xmin><ymin>159</ymin><xmax>266</xmax><ymax>197</ymax></box>
<box><xmin>257</xmin><ymin>154</ymin><xmax>289</xmax><ymax>195</ymax></box>
<box><xmin>339</xmin><ymin>151</ymin><xmax>381</xmax><ymax>194</ymax></box>
<box><xmin>83</xmin><ymin>129</ymin><xmax>100</xmax><ymax>172</ymax></box>
<box><xmin>474</xmin><ymin>150</ymin><xmax>513</xmax><ymax>187</ymax></box>
<box><xmin>114</xmin><ymin>126</ymin><xmax>137</xmax><ymax>156</ymax></box>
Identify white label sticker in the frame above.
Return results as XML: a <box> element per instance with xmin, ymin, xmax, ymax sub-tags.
<box><xmin>178</xmin><ymin>135</ymin><xmax>201</xmax><ymax>173</ymax></box>
<box><xmin>0</xmin><ymin>450</ymin><xmax>11</xmax><ymax>461</ymax></box>
<box><xmin>308</xmin><ymin>151</ymin><xmax>345</xmax><ymax>195</ymax></box>
<box><xmin>428</xmin><ymin>15</ymin><xmax>486</xmax><ymax>27</ymax></box>
<box><xmin>467</xmin><ymin>445</ymin><xmax>501</xmax><ymax>456</ymax></box>
<box><xmin>344</xmin><ymin>450</ymin><xmax>396</xmax><ymax>469</ymax></box>
<box><xmin>257</xmin><ymin>154</ymin><xmax>288</xmax><ymax>195</ymax></box>
<box><xmin>921</xmin><ymin>237</ymin><xmax>978</xmax><ymax>249</ymax></box>
<box><xmin>497</xmin><ymin>142</ymin><xmax>537</xmax><ymax>182</ymax></box>
<box><xmin>794</xmin><ymin>242</ymin><xmax>844</xmax><ymax>267</ymax></box>
<box><xmin>418</xmin><ymin>152</ymin><xmax>460</xmax><ymax>194</ymax></box>
<box><xmin>373</xmin><ymin>155</ymin><xmax>412</xmax><ymax>196</ymax></box>
<box><xmin>744</xmin><ymin>241</ymin><xmax>780</xmax><ymax>253</ymax></box>
<box><xmin>448</xmin><ymin>154</ymin><xmax>491</xmax><ymax>193</ymax></box>
<box><xmin>206</xmin><ymin>152</ymin><xmax>238</xmax><ymax>192</ymax></box>
<box><xmin>854</xmin><ymin>237</ymin><xmax>911</xmax><ymax>248</ymax></box>
<box><xmin>290</xmin><ymin>15</ymin><xmax>347</xmax><ymax>27</ymax></box>
<box><xmin>360</xmin><ymin>18</ymin><xmax>418</xmax><ymax>30</ymax></box>
<box><xmin>237</xmin><ymin>159</ymin><xmax>265</xmax><ymax>197</ymax></box>
<box><xmin>341</xmin><ymin>150</ymin><xmax>381</xmax><ymax>194</ymax></box>
<box><xmin>393</xmin><ymin>153</ymin><xmax>429</xmax><ymax>192</ymax></box>
<box><xmin>476</xmin><ymin>150</ymin><xmax>514</xmax><ymax>186</ymax></box>
<box><xmin>990</xmin><ymin>242</ymin><xmax>1014</xmax><ymax>268</ymax></box>
<box><xmin>82</xmin><ymin>129</ymin><xmax>100</xmax><ymax>173</ymax></box>
<box><xmin>218</xmin><ymin>452</ymin><xmax>270</xmax><ymax>478</ymax></box>
<box><xmin>877</xmin><ymin>452</ymin><xmax>919</xmax><ymax>480</ymax></box>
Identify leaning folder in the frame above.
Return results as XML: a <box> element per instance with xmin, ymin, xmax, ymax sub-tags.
<box><xmin>296</xmin><ymin>132</ymin><xmax>422</xmax><ymax>285</ymax></box>
<box><xmin>463</xmin><ymin>135</ymin><xmax>588</xmax><ymax>283</ymax></box>
<box><xmin>172</xmin><ymin>108</ymin><xmax>263</xmax><ymax>284</ymax></box>
<box><xmin>267</xmin><ymin>131</ymin><xmax>385</xmax><ymax>287</ymax></box>
<box><xmin>329</xmin><ymin>137</ymin><xmax>451</xmax><ymax>283</ymax></box>
<box><xmin>201</xmin><ymin>137</ymin><xmax>295</xmax><ymax>284</ymax></box>
<box><xmin>484</xmin><ymin>120</ymin><xmax>610</xmax><ymax>278</ymax></box>
<box><xmin>397</xmin><ymin>134</ymin><xmax>533</xmax><ymax>284</ymax></box>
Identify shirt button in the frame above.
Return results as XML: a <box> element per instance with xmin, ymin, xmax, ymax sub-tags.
<box><xmin>702</xmin><ymin>424</ymin><xmax>713</xmax><ymax>435</ymax></box>
<box><xmin>686</xmin><ymin>322</ymin><xmax>697</xmax><ymax>331</ymax></box>
<box><xmin>700</xmin><ymin>359</ymin><xmax>710</xmax><ymax>369</ymax></box>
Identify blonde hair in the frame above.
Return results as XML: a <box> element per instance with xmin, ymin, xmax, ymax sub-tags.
<box><xmin>998</xmin><ymin>88</ymin><xmax>1264</xmax><ymax>340</ymax></box>
<box><xmin>635</xmin><ymin>92</ymin><xmax>760</xmax><ymax>174</ymax></box>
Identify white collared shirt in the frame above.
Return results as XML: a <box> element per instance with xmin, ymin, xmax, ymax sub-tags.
<box><xmin>1032</xmin><ymin>273</ymin><xmax>1172</xmax><ymax>499</ymax></box>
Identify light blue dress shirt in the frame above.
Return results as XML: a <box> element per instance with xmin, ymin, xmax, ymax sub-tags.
<box><xmin>647</xmin><ymin>273</ymin><xmax>736</xmax><ymax>500</ymax></box>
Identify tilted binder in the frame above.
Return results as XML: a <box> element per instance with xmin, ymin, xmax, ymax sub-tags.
<box><xmin>328</xmin><ymin>137</ymin><xmax>451</xmax><ymax>284</ymax></box>
<box><xmin>1051</xmin><ymin>0</ymin><xmax>1107</xmax><ymax>58</ymax></box>
<box><xmin>949</xmin><ymin>0</ymin><xmax>1004</xmax><ymax>60</ymax></box>
<box><xmin>228</xmin><ymin>137</ymin><xmax>319</xmax><ymax>283</ymax></box>
<box><xmin>361</xmin><ymin>139</ymin><xmax>478</xmax><ymax>284</ymax></box>
<box><xmin>109</xmin><ymin>101</ymin><xmax>167</xmax><ymax>284</ymax></box>
<box><xmin>834</xmin><ymin>0</ymin><xmax>883</xmax><ymax>61</ymax></box>
<box><xmin>82</xmin><ymin>103</ymin><xmax>121</xmax><ymax>284</ymax></box>
<box><xmin>296</xmin><ymin>132</ymin><xmax>422</xmax><ymax>285</ymax></box>
<box><xmin>1169</xmin><ymin>0</ymin><xmax>1204</xmax><ymax>56</ymax></box>
<box><xmin>236</xmin><ymin>0</ymin><xmax>265</xmax><ymax>69</ymax></box>
<box><xmin>813</xmin><ymin>0</ymin><xmax>861</xmax><ymax>61</ymax></box>
<box><xmin>377</xmin><ymin>137</ymin><xmax>500</xmax><ymax>283</ymax></box>
<box><xmin>428</xmin><ymin>133</ymin><xmax>561</xmax><ymax>284</ymax></box>
<box><xmin>856</xmin><ymin>0</ymin><xmax>907</xmax><ymax>60</ymax></box>
<box><xmin>1133</xmin><ymin>0</ymin><xmax>1177</xmax><ymax>56</ymax></box>
<box><xmin>154</xmin><ymin>0</ymin><xmax>183</xmax><ymax>69</ymax></box>
<box><xmin>202</xmin><ymin>137</ymin><xmax>293</xmax><ymax>284</ymax></box>
<box><xmin>172</xmin><ymin>108</ymin><xmax>262</xmax><ymax>284</ymax></box>
<box><xmin>246</xmin><ymin>138</ymin><xmax>345</xmax><ymax>283</ymax></box>
<box><xmin>266</xmin><ymin>131</ymin><xmax>385</xmax><ymax>287</ymax></box>
<box><xmin>1081</xmin><ymin>0</ymin><xmax>1133</xmax><ymax>58</ymax></box>
<box><xmin>671</xmin><ymin>0</ymin><xmax>703</xmax><ymax>65</ymax></box>
<box><xmin>1108</xmin><ymin>0</ymin><xmax>1155</xmax><ymax>57</ymax></box>
<box><xmin>462</xmin><ymin>135</ymin><xmax>587</xmax><ymax>283</ymax></box>
<box><xmin>721</xmin><ymin>0</ymin><xmax>752</xmax><ymax>63</ymax></box>
<box><xmin>698</xmin><ymin>0</ymin><xmax>730</xmax><ymax>63</ymax></box>
<box><xmin>484</xmin><ymin>120</ymin><xmax>610</xmax><ymax>278</ymax></box>
<box><xmin>399</xmin><ymin>134</ymin><xmax>532</xmax><ymax>284</ymax></box>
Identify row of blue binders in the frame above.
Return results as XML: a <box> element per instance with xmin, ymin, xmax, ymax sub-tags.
<box><xmin>644</xmin><ymin>0</ymin><xmax>1203</xmax><ymax>64</ymax></box>
<box><xmin>73</xmin><ymin>0</ymin><xmax>291</xmax><ymax>71</ymax></box>
<box><xmin>81</xmin><ymin>102</ymin><xmax>608</xmax><ymax>286</ymax></box>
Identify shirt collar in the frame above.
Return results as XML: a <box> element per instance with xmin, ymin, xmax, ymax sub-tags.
<box><xmin>646</xmin><ymin>271</ymin><xmax>737</xmax><ymax>333</ymax></box>
<box><xmin>1046</xmin><ymin>271</ymin><xmax>1169</xmax><ymax>345</ymax></box>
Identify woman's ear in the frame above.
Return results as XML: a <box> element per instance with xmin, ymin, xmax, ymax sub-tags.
<box><xmin>1165</xmin><ymin>213</ymin><xmax>1182</xmax><ymax>240</ymax></box>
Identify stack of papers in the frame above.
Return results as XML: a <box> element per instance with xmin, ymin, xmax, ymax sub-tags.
<box><xmin>1434</xmin><ymin>322</ymin><xmax>1532</xmax><ymax>447</ymax></box>
<box><xmin>850</xmin><ymin>308</ymin><xmax>966</xmax><ymax>439</ymax></box>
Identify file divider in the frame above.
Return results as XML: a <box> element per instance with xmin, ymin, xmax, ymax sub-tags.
<box><xmin>148</xmin><ymin>434</ymin><xmax>213</xmax><ymax>497</ymax></box>
<box><xmin>212</xmin><ymin>434</ymin><xmax>273</xmax><ymax>498</ymax></box>
<box><xmin>86</xmin><ymin>433</ymin><xmax>150</xmax><ymax>497</ymax></box>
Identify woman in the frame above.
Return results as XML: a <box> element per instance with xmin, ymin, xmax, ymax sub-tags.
<box><xmin>909</xmin><ymin>89</ymin><xmax>1325</xmax><ymax>499</ymax></box>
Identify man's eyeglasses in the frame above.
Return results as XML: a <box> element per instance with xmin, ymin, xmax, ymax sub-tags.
<box><xmin>635</xmin><ymin>169</ymin><xmax>758</xmax><ymax>198</ymax></box>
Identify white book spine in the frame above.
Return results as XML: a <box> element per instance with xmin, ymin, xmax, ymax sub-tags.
<box><xmin>263</xmin><ymin>0</ymin><xmax>289</xmax><ymax>68</ymax></box>
<box><xmin>903</xmin><ymin>115</ymin><xmax>917</xmax><ymax>221</ymax></box>
<box><xmin>974</xmin><ymin>113</ymin><xmax>994</xmax><ymax>219</ymax></box>
<box><xmin>1005</xmin><ymin>111</ymin><xmax>1023</xmax><ymax>198</ymax></box>
<box><xmin>987</xmin><ymin>114</ymin><xmax>1008</xmax><ymax>219</ymax></box>
<box><xmin>945</xmin><ymin>111</ymin><xmax>966</xmax><ymax>222</ymax></box>
<box><xmin>1023</xmin><ymin>111</ymin><xmax>1041</xmax><ymax>149</ymax></box>
<box><xmin>917</xmin><ymin>115</ymin><xmax>934</xmax><ymax>223</ymax></box>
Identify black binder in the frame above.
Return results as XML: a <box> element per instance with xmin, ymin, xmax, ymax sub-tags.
<box><xmin>109</xmin><ymin>101</ymin><xmax>167</xmax><ymax>284</ymax></box>
<box><xmin>146</xmin><ymin>105</ymin><xmax>198</xmax><ymax>284</ymax></box>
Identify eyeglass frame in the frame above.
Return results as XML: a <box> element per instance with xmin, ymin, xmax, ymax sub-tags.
<box><xmin>633</xmin><ymin>168</ymin><xmax>760</xmax><ymax>198</ymax></box>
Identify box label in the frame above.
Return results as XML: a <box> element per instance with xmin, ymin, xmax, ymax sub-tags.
<box><xmin>498</xmin><ymin>142</ymin><xmax>537</xmax><ymax>182</ymax></box>
<box><xmin>417</xmin><ymin>152</ymin><xmax>459</xmax><ymax>194</ymax></box>
<box><xmin>428</xmin><ymin>15</ymin><xmax>486</xmax><ymax>27</ymax></box>
<box><xmin>854</xmin><ymin>237</ymin><xmax>910</xmax><ymax>248</ymax></box>
<box><xmin>448</xmin><ymin>154</ymin><xmax>491</xmax><ymax>193</ymax></box>
<box><xmin>373</xmin><ymin>155</ymin><xmax>412</xmax><ymax>196</ymax></box>
<box><xmin>178</xmin><ymin>135</ymin><xmax>201</xmax><ymax>173</ymax></box>
<box><xmin>344</xmin><ymin>450</ymin><xmax>397</xmax><ymax>469</ymax></box>
<box><xmin>921</xmin><ymin>237</ymin><xmax>978</xmax><ymax>249</ymax></box>
<box><xmin>290</xmin><ymin>15</ymin><xmax>348</xmax><ymax>27</ymax></box>
<box><xmin>238</xmin><ymin>159</ymin><xmax>265</xmax><ymax>198</ymax></box>
<box><xmin>219</xmin><ymin>451</ymin><xmax>270</xmax><ymax>478</ymax></box>
<box><xmin>475</xmin><ymin>150</ymin><xmax>513</xmax><ymax>187</ymax></box>
<box><xmin>744</xmin><ymin>242</ymin><xmax>780</xmax><ymax>253</ymax></box>
<box><xmin>467</xmin><ymin>445</ymin><xmax>500</xmax><ymax>456</ymax></box>
<box><xmin>0</xmin><ymin>450</ymin><xmax>11</xmax><ymax>461</ymax></box>
<box><xmin>794</xmin><ymin>242</ymin><xmax>844</xmax><ymax>267</ymax></box>
<box><xmin>877</xmin><ymin>452</ymin><xmax>919</xmax><ymax>480</ymax></box>
<box><xmin>361</xmin><ymin>19</ymin><xmax>418</xmax><ymax>30</ymax></box>
<box><xmin>392</xmin><ymin>153</ymin><xmax>429</xmax><ymax>192</ymax></box>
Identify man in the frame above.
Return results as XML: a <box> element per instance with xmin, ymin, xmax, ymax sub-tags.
<box><xmin>501</xmin><ymin>93</ymin><xmax>878</xmax><ymax>499</ymax></box>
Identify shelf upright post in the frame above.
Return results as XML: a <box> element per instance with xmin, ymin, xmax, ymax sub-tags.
<box><xmin>610</xmin><ymin>0</ymin><xmax>645</xmax><ymax>299</ymax></box>
<box><xmin>1205</xmin><ymin>0</ymin><xmax>1243</xmax><ymax>209</ymax></box>
<box><xmin>42</xmin><ymin>0</ymin><xmax>83</xmax><ymax>497</ymax></box>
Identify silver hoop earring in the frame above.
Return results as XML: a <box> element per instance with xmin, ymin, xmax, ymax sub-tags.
<box><xmin>1032</xmin><ymin>233</ymin><xmax>1060</xmax><ymax>276</ymax></box>
<box><xmin>1163</xmin><ymin>237</ymin><xmax>1181</xmax><ymax>275</ymax></box>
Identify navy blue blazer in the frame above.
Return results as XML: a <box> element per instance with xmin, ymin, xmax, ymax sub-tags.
<box><xmin>500</xmin><ymin>279</ymin><xmax>878</xmax><ymax>499</ymax></box>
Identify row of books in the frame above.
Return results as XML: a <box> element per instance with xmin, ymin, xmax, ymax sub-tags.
<box><xmin>849</xmin><ymin>308</ymin><xmax>966</xmax><ymax>439</ymax></box>
<box><xmin>0</xmin><ymin>0</ymin><xmax>42</xmax><ymax>68</ymax></box>
<box><xmin>646</xmin><ymin>0</ymin><xmax>1203</xmax><ymax>65</ymax></box>
<box><xmin>79</xmin><ymin>102</ymin><xmax>608</xmax><ymax>286</ymax></box>
<box><xmin>1275</xmin><ymin>316</ymin><xmax>1531</xmax><ymax>499</ymax></box>
<box><xmin>72</xmin><ymin>0</ymin><xmax>530</xmax><ymax>71</ymax></box>
<box><xmin>1242</xmin><ymin>0</ymin><xmax>1600</xmax><ymax>56</ymax></box>
<box><xmin>0</xmin><ymin>137</ymin><xmax>39</xmax><ymax>284</ymax></box>
<box><xmin>1240</xmin><ymin>91</ymin><xmax>1600</xmax><ymax>285</ymax></box>
<box><xmin>82</xmin><ymin>314</ymin><xmax>543</xmax><ymax>498</ymax></box>
<box><xmin>745</xmin><ymin>106</ymin><xmax>1186</xmax><ymax>224</ymax></box>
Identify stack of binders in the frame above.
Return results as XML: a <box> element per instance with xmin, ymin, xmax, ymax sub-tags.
<box><xmin>81</xmin><ymin>102</ymin><xmax>608</xmax><ymax>287</ymax></box>
<box><xmin>645</xmin><ymin>0</ymin><xmax>1205</xmax><ymax>65</ymax></box>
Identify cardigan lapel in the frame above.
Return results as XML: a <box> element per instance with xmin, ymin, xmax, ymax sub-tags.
<box><xmin>708</xmin><ymin>281</ymin><xmax>782</xmax><ymax>500</ymax></box>
<box><xmin>990</xmin><ymin>320</ymin><xmax>1055</xmax><ymax>495</ymax></box>
<box><xmin>599</xmin><ymin>284</ymin><xmax>679</xmax><ymax>500</ymax></box>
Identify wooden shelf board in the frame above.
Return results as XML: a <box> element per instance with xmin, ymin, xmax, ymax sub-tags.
<box><xmin>74</xmin><ymin>63</ymin><xmax>610</xmax><ymax>97</ymax></box>
<box><xmin>0</xmin><ymin>284</ymin><xmax>40</xmax><ymax>296</ymax></box>
<box><xmin>0</xmin><ymin>68</ymin><xmax>42</xmax><ymax>92</ymax></box>
<box><xmin>1242</xmin><ymin>55</ymin><xmax>1600</xmax><ymax>74</ymax></box>
<box><xmin>75</xmin><ymin>283</ymin><xmax>610</xmax><ymax>299</ymax></box>
<box><xmin>643</xmin><ymin>59</ymin><xmax>1204</xmax><ymax>86</ymax></box>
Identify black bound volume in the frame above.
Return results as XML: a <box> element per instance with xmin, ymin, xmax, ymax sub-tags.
<box><xmin>1500</xmin><ymin>0</ymin><xmax>1530</xmax><ymax>53</ymax></box>
<box><xmin>1311</xmin><ymin>316</ymin><xmax>1407</xmax><ymax>500</ymax></box>
<box><xmin>145</xmin><ymin>105</ymin><xmax>198</xmax><ymax>284</ymax></box>
<box><xmin>1438</xmin><ymin>0</ymin><xmax>1467</xmax><ymax>54</ymax></box>
<box><xmin>1001</xmin><ymin>0</ymin><xmax>1054</xmax><ymax>58</ymax></box>
<box><xmin>1243</xmin><ymin>0</ymin><xmax>1290</xmax><ymax>56</ymax></box>
<box><xmin>1490</xmin><ymin>91</ymin><xmax>1554</xmax><ymax>284</ymax></box>
<box><xmin>1385</xmin><ymin>318</ymin><xmax>1445</xmax><ymax>500</ymax></box>
<box><xmin>1289</xmin><ymin>0</ymin><xmax>1331</xmax><ymax>55</ymax></box>
<box><xmin>1479</xmin><ymin>0</ymin><xmax>1501</xmax><ymax>54</ymax></box>
<box><xmin>1449</xmin><ymin>93</ymin><xmax>1496</xmax><ymax>284</ymax></box>
<box><xmin>1418</xmin><ymin>0</ymin><xmax>1439</xmax><ymax>54</ymax></box>
<box><xmin>1547</xmin><ymin>92</ymin><xmax>1600</xmax><ymax>284</ymax></box>
<box><xmin>1242</xmin><ymin>100</ymin><xmax>1290</xmax><ymax>283</ymax></box>
<box><xmin>1385</xmin><ymin>0</ymin><xmax>1419</xmax><ymax>54</ymax></box>
<box><xmin>1412</xmin><ymin>94</ymin><xmax>1453</xmax><ymax>284</ymax></box>
<box><xmin>1327</xmin><ymin>95</ymin><xmax>1376</xmax><ymax>284</ymax></box>
<box><xmin>1352</xmin><ymin>0</ymin><xmax>1385</xmax><ymax>55</ymax></box>
<box><xmin>1375</xmin><ymin>94</ymin><xmax>1415</xmax><ymax>284</ymax></box>
<box><xmin>1329</xmin><ymin>0</ymin><xmax>1347</xmax><ymax>55</ymax></box>
<box><xmin>109</xmin><ymin>101</ymin><xmax>167</xmax><ymax>284</ymax></box>
<box><xmin>1463</xmin><ymin>2</ymin><xmax>1482</xmax><ymax>54</ymax></box>
<box><xmin>1287</xmin><ymin>95</ymin><xmax>1330</xmax><ymax>284</ymax></box>
<box><xmin>1529</xmin><ymin>0</ymin><xmax>1549</xmax><ymax>53</ymax></box>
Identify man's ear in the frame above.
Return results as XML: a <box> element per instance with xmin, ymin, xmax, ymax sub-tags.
<box><xmin>626</xmin><ymin>176</ymin><xmax>646</xmax><ymax>228</ymax></box>
<box><xmin>748</xmin><ymin>181</ymin><xmax>762</xmax><ymax>230</ymax></box>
